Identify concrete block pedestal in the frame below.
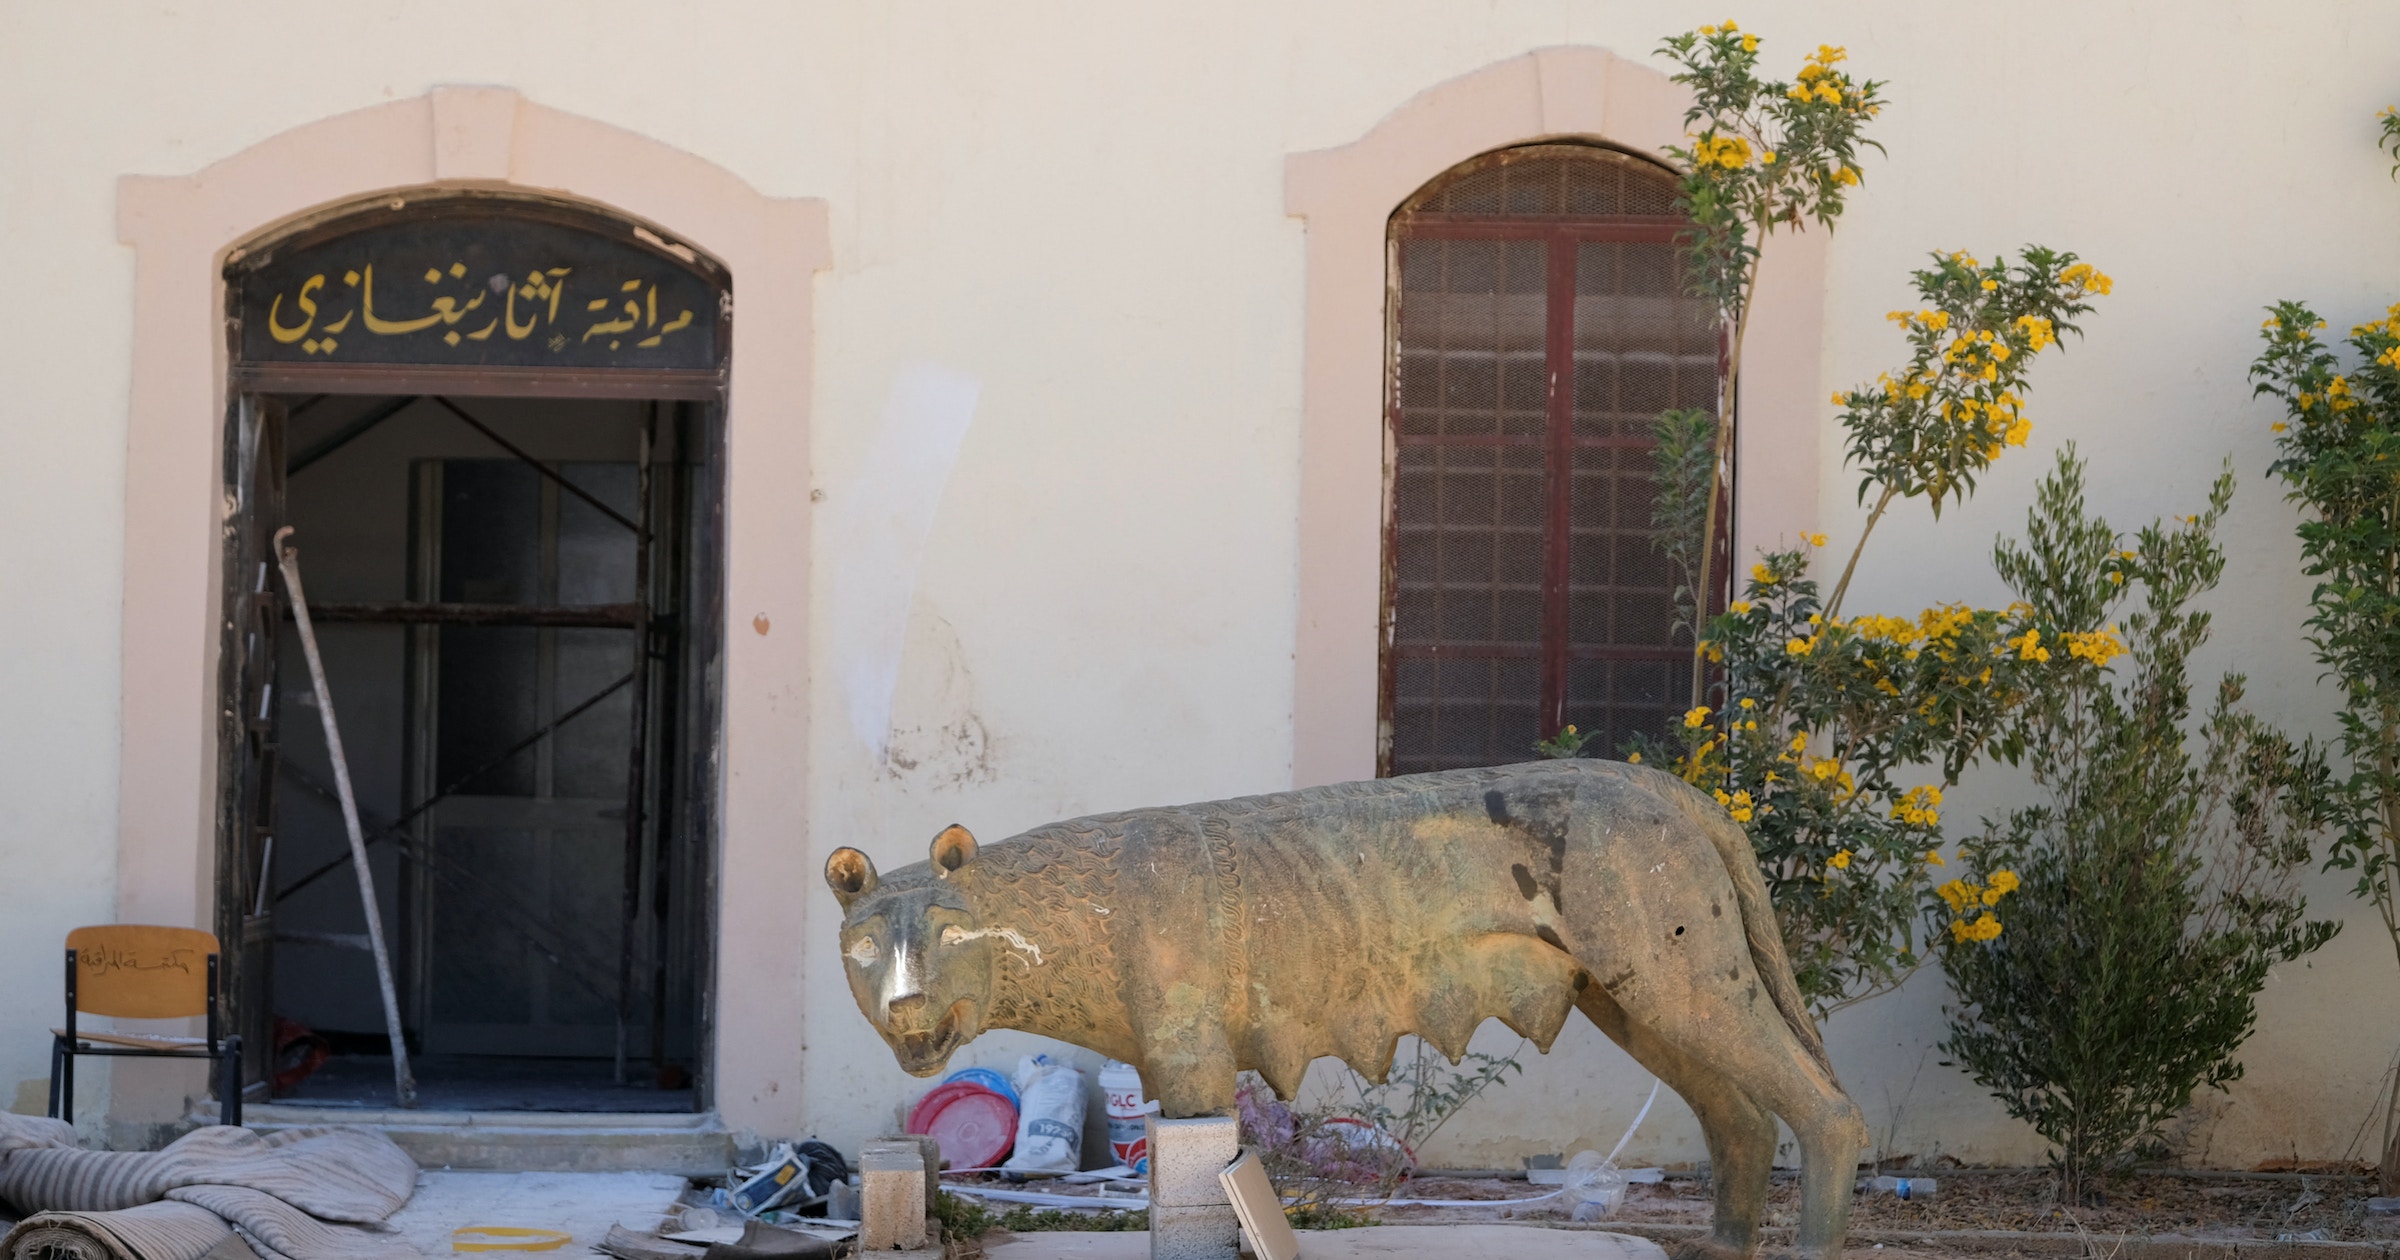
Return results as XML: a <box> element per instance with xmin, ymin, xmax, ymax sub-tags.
<box><xmin>860</xmin><ymin>1138</ymin><xmax>930</xmax><ymax>1252</ymax></box>
<box><xmin>1145</xmin><ymin>1115</ymin><xmax>1241</xmax><ymax>1260</ymax></box>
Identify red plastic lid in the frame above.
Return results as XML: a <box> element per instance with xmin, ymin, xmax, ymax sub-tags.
<box><xmin>906</xmin><ymin>1081</ymin><xmax>984</xmax><ymax>1132</ymax></box>
<box><xmin>907</xmin><ymin>1083</ymin><xmax>1017</xmax><ymax>1171</ymax></box>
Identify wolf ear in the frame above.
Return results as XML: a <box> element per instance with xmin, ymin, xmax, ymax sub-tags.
<box><xmin>930</xmin><ymin>824</ymin><xmax>979</xmax><ymax>876</ymax></box>
<box><xmin>825</xmin><ymin>847</ymin><xmax>879</xmax><ymax>909</ymax></box>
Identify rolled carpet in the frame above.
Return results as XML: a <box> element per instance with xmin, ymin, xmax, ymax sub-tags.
<box><xmin>0</xmin><ymin>1118</ymin><xmax>419</xmax><ymax>1260</ymax></box>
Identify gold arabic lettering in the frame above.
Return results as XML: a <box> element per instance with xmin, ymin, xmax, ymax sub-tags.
<box><xmin>261</xmin><ymin>257</ymin><xmax>699</xmax><ymax>360</ymax></box>
<box><xmin>267</xmin><ymin>274</ymin><xmax>323</xmax><ymax>343</ymax></box>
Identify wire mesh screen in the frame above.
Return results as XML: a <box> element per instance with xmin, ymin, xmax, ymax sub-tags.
<box><xmin>1387</xmin><ymin>146</ymin><xmax>1717</xmax><ymax>776</ymax></box>
<box><xmin>1405</xmin><ymin>147</ymin><xmax>1682</xmax><ymax>219</ymax></box>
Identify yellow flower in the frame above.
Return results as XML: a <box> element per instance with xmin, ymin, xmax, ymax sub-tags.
<box><xmin>1948</xmin><ymin>914</ymin><xmax>2004</xmax><ymax>944</ymax></box>
<box><xmin>1833</xmin><ymin>163</ymin><xmax>1859</xmax><ymax>184</ymax></box>
<box><xmin>1729</xmin><ymin>600</ymin><xmax>1753</xmax><ymax>614</ymax></box>
<box><xmin>1562</xmin><ymin>724</ymin><xmax>1577</xmax><ymax>735</ymax></box>
<box><xmin>1761</xmin><ymin>148</ymin><xmax>1776</xmax><ymax>162</ymax></box>
<box><xmin>1738</xmin><ymin>697</ymin><xmax>1756</xmax><ymax>709</ymax></box>
<box><xmin>1742</xmin><ymin>33</ymin><xmax>1758</xmax><ymax>52</ymax></box>
<box><xmin>1925</xmin><ymin>850</ymin><xmax>1946</xmax><ymax>866</ymax></box>
<box><xmin>1829</xmin><ymin>849</ymin><xmax>1852</xmax><ymax>869</ymax></box>
<box><xmin>1627</xmin><ymin>751</ymin><xmax>1642</xmax><ymax>764</ymax></box>
<box><xmin>1987</xmin><ymin>869</ymin><xmax>2020</xmax><ymax>894</ymax></box>
<box><xmin>1981</xmin><ymin>278</ymin><xmax>1998</xmax><ymax>292</ymax></box>
<box><xmin>1684</xmin><ymin>706</ymin><xmax>1712</xmax><ymax>728</ymax></box>
<box><xmin>1786</xmin><ymin>636</ymin><xmax>1815</xmax><ymax>656</ymax></box>
<box><xmin>1804</xmin><ymin>532</ymin><xmax>1828</xmax><ymax>547</ymax></box>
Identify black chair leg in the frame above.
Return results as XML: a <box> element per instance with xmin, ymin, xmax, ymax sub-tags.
<box><xmin>46</xmin><ymin>1036</ymin><xmax>63</xmax><ymax>1120</ymax></box>
<box><xmin>219</xmin><ymin>1036</ymin><xmax>244</xmax><ymax>1127</ymax></box>
<box><xmin>57</xmin><ymin>1041</ymin><xmax>74</xmax><ymax>1126</ymax></box>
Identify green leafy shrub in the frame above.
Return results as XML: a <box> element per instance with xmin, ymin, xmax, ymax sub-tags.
<box><xmin>1935</xmin><ymin>452</ymin><xmax>2337</xmax><ymax>1206</ymax></box>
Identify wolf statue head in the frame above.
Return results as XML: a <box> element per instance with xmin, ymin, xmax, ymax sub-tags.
<box><xmin>823</xmin><ymin>825</ymin><xmax>994</xmax><ymax>1077</ymax></box>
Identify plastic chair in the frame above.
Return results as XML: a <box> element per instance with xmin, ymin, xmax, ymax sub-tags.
<box><xmin>48</xmin><ymin>925</ymin><xmax>243</xmax><ymax>1127</ymax></box>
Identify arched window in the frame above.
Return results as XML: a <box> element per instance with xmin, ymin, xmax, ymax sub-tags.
<box><xmin>1382</xmin><ymin>144</ymin><xmax>1721</xmax><ymax>775</ymax></box>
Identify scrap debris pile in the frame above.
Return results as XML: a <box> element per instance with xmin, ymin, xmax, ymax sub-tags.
<box><xmin>604</xmin><ymin>1058</ymin><xmax>1147</xmax><ymax>1258</ymax></box>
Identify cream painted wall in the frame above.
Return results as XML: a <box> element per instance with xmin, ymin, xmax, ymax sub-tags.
<box><xmin>4</xmin><ymin>0</ymin><xmax>2400</xmax><ymax>1166</ymax></box>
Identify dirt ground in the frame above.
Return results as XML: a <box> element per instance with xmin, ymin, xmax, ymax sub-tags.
<box><xmin>1369</xmin><ymin>1172</ymin><xmax>2399</xmax><ymax>1243</ymax></box>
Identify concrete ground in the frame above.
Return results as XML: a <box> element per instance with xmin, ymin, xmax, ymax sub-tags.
<box><xmin>982</xmin><ymin>1224</ymin><xmax>1669</xmax><ymax>1259</ymax></box>
<box><xmin>387</xmin><ymin>1170</ymin><xmax>689</xmax><ymax>1257</ymax></box>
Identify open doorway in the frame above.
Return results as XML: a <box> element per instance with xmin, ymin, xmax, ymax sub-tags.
<box><xmin>213</xmin><ymin>193</ymin><xmax>732</xmax><ymax>1114</ymax></box>
<box><xmin>242</xmin><ymin>394</ymin><xmax>718</xmax><ymax>1111</ymax></box>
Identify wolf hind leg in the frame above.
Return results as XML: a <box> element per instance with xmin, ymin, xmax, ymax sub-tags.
<box><xmin>1576</xmin><ymin>987</ymin><xmax>1773</xmax><ymax>1260</ymax></box>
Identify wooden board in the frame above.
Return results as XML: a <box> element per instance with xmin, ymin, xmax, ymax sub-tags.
<box><xmin>65</xmin><ymin>926</ymin><xmax>219</xmax><ymax>1019</ymax></box>
<box><xmin>1220</xmin><ymin>1147</ymin><xmax>1301</xmax><ymax>1260</ymax></box>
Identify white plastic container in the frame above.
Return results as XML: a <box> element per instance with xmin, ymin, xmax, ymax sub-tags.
<box><xmin>1099</xmin><ymin>1060</ymin><xmax>1152</xmax><ymax>1173</ymax></box>
<box><xmin>1562</xmin><ymin>1150</ymin><xmax>1627</xmax><ymax>1220</ymax></box>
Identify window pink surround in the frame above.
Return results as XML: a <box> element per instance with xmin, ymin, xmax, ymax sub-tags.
<box><xmin>112</xmin><ymin>88</ymin><xmax>829</xmax><ymax>1128</ymax></box>
<box><xmin>1284</xmin><ymin>47</ymin><xmax>1826</xmax><ymax>788</ymax></box>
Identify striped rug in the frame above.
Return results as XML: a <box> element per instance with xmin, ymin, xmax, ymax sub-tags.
<box><xmin>0</xmin><ymin>1117</ymin><xmax>421</xmax><ymax>1260</ymax></box>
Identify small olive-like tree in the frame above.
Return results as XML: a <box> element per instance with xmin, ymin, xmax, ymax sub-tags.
<box><xmin>1936</xmin><ymin>452</ymin><xmax>2336</xmax><ymax>1206</ymax></box>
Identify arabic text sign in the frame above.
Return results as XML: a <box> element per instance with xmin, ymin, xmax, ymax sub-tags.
<box><xmin>234</xmin><ymin>212</ymin><xmax>722</xmax><ymax>371</ymax></box>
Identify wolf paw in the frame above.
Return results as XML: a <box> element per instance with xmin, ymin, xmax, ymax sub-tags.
<box><xmin>1669</xmin><ymin>1238</ymin><xmax>1755</xmax><ymax>1260</ymax></box>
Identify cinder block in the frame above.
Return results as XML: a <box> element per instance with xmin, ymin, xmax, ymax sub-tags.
<box><xmin>859</xmin><ymin>1143</ymin><xmax>928</xmax><ymax>1251</ymax></box>
<box><xmin>1145</xmin><ymin>1114</ymin><xmax>1239</xmax><ymax>1208</ymax></box>
<box><xmin>1148</xmin><ymin>1202</ymin><xmax>1241</xmax><ymax>1260</ymax></box>
<box><xmin>875</xmin><ymin>1134</ymin><xmax>943</xmax><ymax>1229</ymax></box>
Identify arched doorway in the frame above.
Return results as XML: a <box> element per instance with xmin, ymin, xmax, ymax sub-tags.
<box><xmin>1380</xmin><ymin>143</ymin><xmax>1722</xmax><ymax>775</ymax></box>
<box><xmin>218</xmin><ymin>191</ymin><xmax>727</xmax><ymax>1111</ymax></box>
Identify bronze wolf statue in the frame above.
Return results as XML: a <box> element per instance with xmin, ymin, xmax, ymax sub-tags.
<box><xmin>825</xmin><ymin>760</ymin><xmax>1868</xmax><ymax>1258</ymax></box>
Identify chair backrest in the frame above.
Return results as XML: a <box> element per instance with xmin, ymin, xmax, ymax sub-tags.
<box><xmin>65</xmin><ymin>925</ymin><xmax>220</xmax><ymax>1019</ymax></box>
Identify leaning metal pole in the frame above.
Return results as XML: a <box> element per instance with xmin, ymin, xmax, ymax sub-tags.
<box><xmin>615</xmin><ymin>416</ymin><xmax>656</xmax><ymax>1086</ymax></box>
<box><xmin>275</xmin><ymin>526</ymin><xmax>417</xmax><ymax>1109</ymax></box>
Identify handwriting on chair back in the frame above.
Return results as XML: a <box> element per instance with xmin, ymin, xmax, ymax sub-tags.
<box><xmin>66</xmin><ymin>926</ymin><xmax>219</xmax><ymax>1019</ymax></box>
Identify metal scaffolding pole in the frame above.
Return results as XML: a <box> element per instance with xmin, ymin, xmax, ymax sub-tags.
<box><xmin>615</xmin><ymin>411</ymin><xmax>656</xmax><ymax>1085</ymax></box>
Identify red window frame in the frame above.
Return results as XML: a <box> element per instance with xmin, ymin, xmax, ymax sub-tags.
<box><xmin>1380</xmin><ymin>154</ymin><xmax>1728</xmax><ymax>775</ymax></box>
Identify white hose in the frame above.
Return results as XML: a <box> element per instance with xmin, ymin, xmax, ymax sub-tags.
<box><xmin>1604</xmin><ymin>1077</ymin><xmax>1662</xmax><ymax>1167</ymax></box>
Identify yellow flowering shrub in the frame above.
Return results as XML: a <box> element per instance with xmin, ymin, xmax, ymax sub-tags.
<box><xmin>1649</xmin><ymin>24</ymin><xmax>1886</xmax><ymax>684</ymax></box>
<box><xmin>1638</xmin><ymin>255</ymin><xmax>2110</xmax><ymax>1011</ymax></box>
<box><xmin>1633</xmin><ymin>537</ymin><xmax>2079</xmax><ymax>1011</ymax></box>
<box><xmin>1825</xmin><ymin>250</ymin><xmax>2110</xmax><ymax>611</ymax></box>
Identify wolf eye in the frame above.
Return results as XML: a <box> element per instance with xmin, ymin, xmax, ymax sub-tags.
<box><xmin>845</xmin><ymin>937</ymin><xmax>880</xmax><ymax>967</ymax></box>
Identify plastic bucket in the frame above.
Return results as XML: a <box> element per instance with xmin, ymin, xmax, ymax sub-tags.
<box><xmin>1099</xmin><ymin>1060</ymin><xmax>1150</xmax><ymax>1173</ymax></box>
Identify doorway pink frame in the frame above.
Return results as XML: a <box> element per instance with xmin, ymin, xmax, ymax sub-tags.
<box><xmin>1284</xmin><ymin>47</ymin><xmax>1828</xmax><ymax>788</ymax></box>
<box><xmin>111</xmin><ymin>87</ymin><xmax>829</xmax><ymax>1130</ymax></box>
